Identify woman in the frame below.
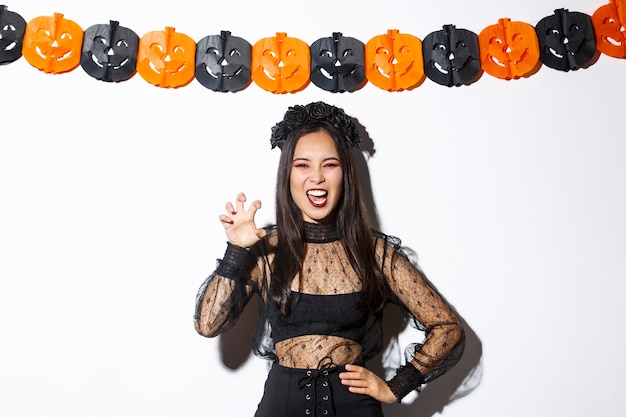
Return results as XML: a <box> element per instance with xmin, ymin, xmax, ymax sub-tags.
<box><xmin>194</xmin><ymin>102</ymin><xmax>465</xmax><ymax>416</ymax></box>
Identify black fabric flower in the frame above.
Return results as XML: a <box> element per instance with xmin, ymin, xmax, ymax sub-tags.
<box><xmin>270</xmin><ymin>102</ymin><xmax>361</xmax><ymax>150</ymax></box>
<box><xmin>308</xmin><ymin>102</ymin><xmax>331</xmax><ymax>119</ymax></box>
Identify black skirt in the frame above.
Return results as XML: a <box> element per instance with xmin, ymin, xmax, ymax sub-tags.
<box><xmin>254</xmin><ymin>362</ymin><xmax>384</xmax><ymax>417</ymax></box>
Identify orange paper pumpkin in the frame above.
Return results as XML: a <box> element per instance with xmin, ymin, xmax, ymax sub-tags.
<box><xmin>137</xmin><ymin>26</ymin><xmax>196</xmax><ymax>88</ymax></box>
<box><xmin>478</xmin><ymin>18</ymin><xmax>540</xmax><ymax>80</ymax></box>
<box><xmin>251</xmin><ymin>32</ymin><xmax>310</xmax><ymax>94</ymax></box>
<box><xmin>22</xmin><ymin>12</ymin><xmax>83</xmax><ymax>74</ymax></box>
<box><xmin>592</xmin><ymin>0</ymin><xmax>626</xmax><ymax>58</ymax></box>
<box><xmin>364</xmin><ymin>29</ymin><xmax>425</xmax><ymax>91</ymax></box>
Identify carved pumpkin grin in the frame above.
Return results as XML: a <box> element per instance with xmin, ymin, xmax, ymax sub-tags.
<box><xmin>0</xmin><ymin>5</ymin><xmax>27</xmax><ymax>64</ymax></box>
<box><xmin>80</xmin><ymin>20</ymin><xmax>139</xmax><ymax>82</ymax></box>
<box><xmin>592</xmin><ymin>0</ymin><xmax>626</xmax><ymax>58</ymax></box>
<box><xmin>22</xmin><ymin>12</ymin><xmax>83</xmax><ymax>74</ymax></box>
<box><xmin>252</xmin><ymin>32</ymin><xmax>310</xmax><ymax>93</ymax></box>
<box><xmin>310</xmin><ymin>32</ymin><xmax>366</xmax><ymax>92</ymax></box>
<box><xmin>478</xmin><ymin>18</ymin><xmax>541</xmax><ymax>79</ymax></box>
<box><xmin>365</xmin><ymin>29</ymin><xmax>425</xmax><ymax>91</ymax></box>
<box><xmin>535</xmin><ymin>8</ymin><xmax>597</xmax><ymax>71</ymax></box>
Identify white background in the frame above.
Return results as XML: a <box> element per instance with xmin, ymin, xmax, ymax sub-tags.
<box><xmin>2</xmin><ymin>1</ymin><xmax>625</xmax><ymax>416</ymax></box>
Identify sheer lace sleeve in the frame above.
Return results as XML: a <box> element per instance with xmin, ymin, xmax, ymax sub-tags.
<box><xmin>193</xmin><ymin>242</ymin><xmax>259</xmax><ymax>337</ymax></box>
<box><xmin>377</xmin><ymin>236</ymin><xmax>465</xmax><ymax>399</ymax></box>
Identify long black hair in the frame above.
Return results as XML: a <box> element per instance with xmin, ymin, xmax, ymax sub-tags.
<box><xmin>271</xmin><ymin>121</ymin><xmax>388</xmax><ymax>317</ymax></box>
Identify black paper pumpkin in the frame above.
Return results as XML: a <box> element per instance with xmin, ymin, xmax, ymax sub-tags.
<box><xmin>195</xmin><ymin>31</ymin><xmax>251</xmax><ymax>92</ymax></box>
<box><xmin>310</xmin><ymin>32</ymin><xmax>366</xmax><ymax>93</ymax></box>
<box><xmin>0</xmin><ymin>5</ymin><xmax>27</xmax><ymax>65</ymax></box>
<box><xmin>535</xmin><ymin>8</ymin><xmax>597</xmax><ymax>71</ymax></box>
<box><xmin>80</xmin><ymin>20</ymin><xmax>139</xmax><ymax>82</ymax></box>
<box><xmin>422</xmin><ymin>25</ymin><xmax>481</xmax><ymax>86</ymax></box>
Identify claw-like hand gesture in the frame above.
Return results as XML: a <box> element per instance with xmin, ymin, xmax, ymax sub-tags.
<box><xmin>219</xmin><ymin>193</ymin><xmax>267</xmax><ymax>248</ymax></box>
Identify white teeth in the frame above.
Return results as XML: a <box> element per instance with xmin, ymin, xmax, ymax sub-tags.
<box><xmin>307</xmin><ymin>190</ymin><xmax>327</xmax><ymax>197</ymax></box>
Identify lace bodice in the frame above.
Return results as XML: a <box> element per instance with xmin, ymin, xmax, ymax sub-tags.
<box><xmin>194</xmin><ymin>222</ymin><xmax>464</xmax><ymax>394</ymax></box>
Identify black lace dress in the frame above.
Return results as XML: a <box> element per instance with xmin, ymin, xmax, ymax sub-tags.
<box><xmin>194</xmin><ymin>221</ymin><xmax>465</xmax><ymax>412</ymax></box>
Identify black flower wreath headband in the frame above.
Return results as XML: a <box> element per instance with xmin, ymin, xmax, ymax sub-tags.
<box><xmin>270</xmin><ymin>102</ymin><xmax>361</xmax><ymax>151</ymax></box>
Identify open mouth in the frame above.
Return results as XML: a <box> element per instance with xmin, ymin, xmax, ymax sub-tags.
<box><xmin>307</xmin><ymin>189</ymin><xmax>328</xmax><ymax>207</ymax></box>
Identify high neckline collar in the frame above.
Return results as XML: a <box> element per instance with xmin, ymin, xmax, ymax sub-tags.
<box><xmin>303</xmin><ymin>221</ymin><xmax>341</xmax><ymax>243</ymax></box>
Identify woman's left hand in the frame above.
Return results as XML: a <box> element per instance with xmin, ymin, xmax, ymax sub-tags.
<box><xmin>339</xmin><ymin>364</ymin><xmax>397</xmax><ymax>404</ymax></box>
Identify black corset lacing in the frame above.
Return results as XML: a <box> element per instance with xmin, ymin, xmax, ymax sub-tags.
<box><xmin>298</xmin><ymin>356</ymin><xmax>338</xmax><ymax>416</ymax></box>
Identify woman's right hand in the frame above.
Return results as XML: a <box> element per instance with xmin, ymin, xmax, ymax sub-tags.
<box><xmin>218</xmin><ymin>192</ymin><xmax>267</xmax><ymax>248</ymax></box>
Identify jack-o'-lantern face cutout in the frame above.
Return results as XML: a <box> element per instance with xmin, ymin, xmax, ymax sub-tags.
<box><xmin>536</xmin><ymin>9</ymin><xmax>597</xmax><ymax>71</ymax></box>
<box><xmin>310</xmin><ymin>32</ymin><xmax>366</xmax><ymax>93</ymax></box>
<box><xmin>137</xmin><ymin>26</ymin><xmax>196</xmax><ymax>88</ymax></box>
<box><xmin>592</xmin><ymin>0</ymin><xmax>626</xmax><ymax>58</ymax></box>
<box><xmin>365</xmin><ymin>29</ymin><xmax>425</xmax><ymax>91</ymax></box>
<box><xmin>195</xmin><ymin>30</ymin><xmax>251</xmax><ymax>92</ymax></box>
<box><xmin>422</xmin><ymin>25</ymin><xmax>481</xmax><ymax>86</ymax></box>
<box><xmin>252</xmin><ymin>32</ymin><xmax>310</xmax><ymax>94</ymax></box>
<box><xmin>478</xmin><ymin>18</ymin><xmax>541</xmax><ymax>79</ymax></box>
<box><xmin>22</xmin><ymin>12</ymin><xmax>83</xmax><ymax>74</ymax></box>
<box><xmin>80</xmin><ymin>20</ymin><xmax>139</xmax><ymax>82</ymax></box>
<box><xmin>0</xmin><ymin>5</ymin><xmax>26</xmax><ymax>64</ymax></box>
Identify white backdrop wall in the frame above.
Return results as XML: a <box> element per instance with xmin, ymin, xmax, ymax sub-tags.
<box><xmin>2</xmin><ymin>0</ymin><xmax>625</xmax><ymax>416</ymax></box>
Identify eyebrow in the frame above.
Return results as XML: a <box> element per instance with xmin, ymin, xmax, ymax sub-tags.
<box><xmin>292</xmin><ymin>156</ymin><xmax>341</xmax><ymax>162</ymax></box>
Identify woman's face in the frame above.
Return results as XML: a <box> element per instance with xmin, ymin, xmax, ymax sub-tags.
<box><xmin>290</xmin><ymin>130</ymin><xmax>344</xmax><ymax>223</ymax></box>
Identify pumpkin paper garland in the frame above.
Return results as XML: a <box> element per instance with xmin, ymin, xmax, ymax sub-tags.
<box><xmin>0</xmin><ymin>5</ymin><xmax>26</xmax><ymax>64</ymax></box>
<box><xmin>365</xmin><ymin>29</ymin><xmax>425</xmax><ymax>91</ymax></box>
<box><xmin>478</xmin><ymin>18</ymin><xmax>541</xmax><ymax>80</ymax></box>
<box><xmin>310</xmin><ymin>32</ymin><xmax>366</xmax><ymax>93</ymax></box>
<box><xmin>137</xmin><ymin>26</ymin><xmax>196</xmax><ymax>88</ymax></box>
<box><xmin>80</xmin><ymin>20</ymin><xmax>139</xmax><ymax>82</ymax></box>
<box><xmin>251</xmin><ymin>32</ymin><xmax>311</xmax><ymax>94</ymax></box>
<box><xmin>22</xmin><ymin>12</ymin><xmax>83</xmax><ymax>74</ymax></box>
<box><xmin>592</xmin><ymin>0</ymin><xmax>626</xmax><ymax>58</ymax></box>
<box><xmin>4</xmin><ymin>2</ymin><xmax>626</xmax><ymax>91</ymax></box>
<box><xmin>422</xmin><ymin>24</ymin><xmax>482</xmax><ymax>87</ymax></box>
<box><xmin>535</xmin><ymin>9</ymin><xmax>598</xmax><ymax>71</ymax></box>
<box><xmin>195</xmin><ymin>30</ymin><xmax>252</xmax><ymax>93</ymax></box>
